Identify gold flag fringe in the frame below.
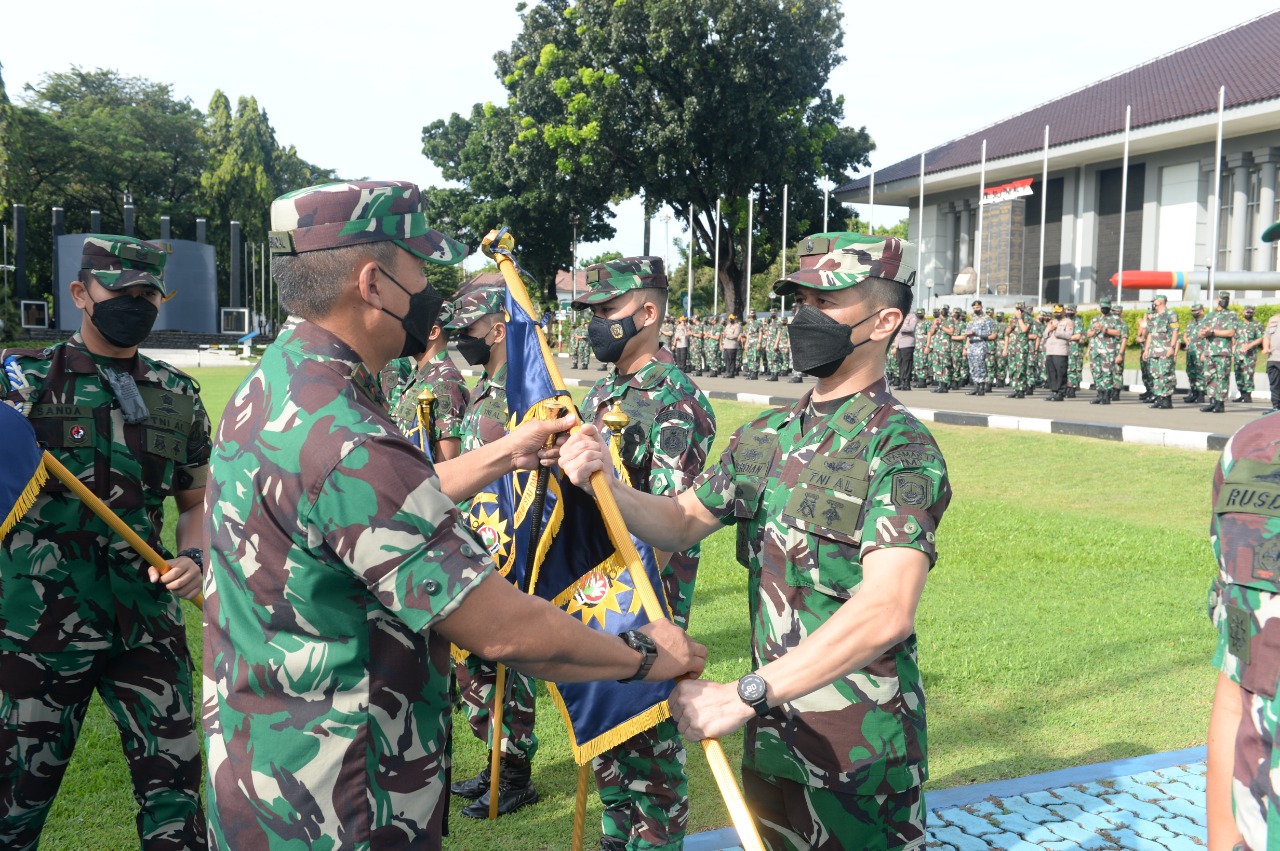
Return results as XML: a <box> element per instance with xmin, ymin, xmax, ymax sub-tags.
<box><xmin>1</xmin><ymin>462</ymin><xmax>48</xmax><ymax>541</ymax></box>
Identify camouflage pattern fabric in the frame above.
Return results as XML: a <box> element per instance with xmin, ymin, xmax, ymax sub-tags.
<box><xmin>571</xmin><ymin>256</ymin><xmax>668</xmax><ymax>307</ymax></box>
<box><xmin>777</xmin><ymin>322</ymin><xmax>792</xmax><ymax>375</ymax></box>
<box><xmin>743</xmin><ymin>767</ymin><xmax>925</xmax><ymax>851</ymax></box>
<box><xmin>455</xmin><ymin>362</ymin><xmax>540</xmax><ymax>763</ymax></box>
<box><xmin>705</xmin><ymin>319</ymin><xmax>722</xmax><ymax>373</ymax></box>
<box><xmin>1</xmin><ymin>333</ymin><xmax>209</xmax><ymax>850</ymax></box>
<box><xmin>689</xmin><ymin>321</ymin><xmax>705</xmax><ymax>373</ymax></box>
<box><xmin>691</xmin><ymin>379</ymin><xmax>951</xmax><ymax>828</ymax></box>
<box><xmin>1066</xmin><ymin>319</ymin><xmax>1084</xmax><ymax>390</ymax></box>
<box><xmin>1087</xmin><ymin>313</ymin><xmax>1125</xmax><ymax>392</ymax></box>
<box><xmin>1005</xmin><ymin>314</ymin><xmax>1036</xmax><ymax>393</ymax></box>
<box><xmin>385</xmin><ymin>350</ymin><xmax>470</xmax><ymax>450</ymax></box>
<box><xmin>658</xmin><ymin>319</ymin><xmax>675</xmax><ymax>350</ymax></box>
<box><xmin>1207</xmin><ymin>412</ymin><xmax>1280</xmax><ymax>851</ymax></box>
<box><xmin>379</xmin><ymin>355</ymin><xmax>416</xmax><ymax>413</ymax></box>
<box><xmin>79</xmin><ymin>234</ymin><xmax>169</xmax><ymax>294</ymax></box>
<box><xmin>1237</xmin><ymin>318</ymin><xmax>1263</xmax><ymax>394</ymax></box>
<box><xmin>581</xmin><ymin>345</ymin><xmax>715</xmax><ymax>850</ymax></box>
<box><xmin>1145</xmin><ymin>310</ymin><xmax>1179</xmax><ymax>397</ymax></box>
<box><xmin>1186</xmin><ymin>314</ymin><xmax>1206</xmax><ymax>393</ymax></box>
<box><xmin>1203</xmin><ymin>309</ymin><xmax>1243</xmax><ymax>403</ymax></box>
<box><xmin>743</xmin><ymin>318</ymin><xmax>764</xmax><ymax>375</ymax></box>
<box><xmin>203</xmin><ymin>319</ymin><xmax>494</xmax><ymax>848</ymax></box>
<box><xmin>965</xmin><ymin>315</ymin><xmax>995</xmax><ymax>382</ymax></box>
<box><xmin>573</xmin><ymin>321</ymin><xmax>592</xmax><ymax>369</ymax></box>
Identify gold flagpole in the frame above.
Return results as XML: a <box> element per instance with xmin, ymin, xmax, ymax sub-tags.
<box><xmin>570</xmin><ymin>762</ymin><xmax>591</xmax><ymax>851</ymax></box>
<box><xmin>481</xmin><ymin>228</ymin><xmax>765</xmax><ymax>851</ymax></box>
<box><xmin>41</xmin><ymin>451</ymin><xmax>203</xmax><ymax>609</ymax></box>
<box><xmin>488</xmin><ymin>663</ymin><xmax>507</xmax><ymax>820</ymax></box>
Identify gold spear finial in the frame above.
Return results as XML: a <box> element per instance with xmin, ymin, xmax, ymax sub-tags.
<box><xmin>602</xmin><ymin>401</ymin><xmax>629</xmax><ymax>439</ymax></box>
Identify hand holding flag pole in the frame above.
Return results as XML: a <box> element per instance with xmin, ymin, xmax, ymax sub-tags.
<box><xmin>481</xmin><ymin>228</ymin><xmax>764</xmax><ymax>851</ymax></box>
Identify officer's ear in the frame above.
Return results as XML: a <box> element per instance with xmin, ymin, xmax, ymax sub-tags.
<box><xmin>490</xmin><ymin>319</ymin><xmax>507</xmax><ymax>345</ymax></box>
<box><xmin>69</xmin><ymin>276</ymin><xmax>91</xmax><ymax>310</ymax></box>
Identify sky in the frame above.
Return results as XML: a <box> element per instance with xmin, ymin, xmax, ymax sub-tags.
<box><xmin>3</xmin><ymin>1</ymin><xmax>1279</xmax><ymax>271</ymax></box>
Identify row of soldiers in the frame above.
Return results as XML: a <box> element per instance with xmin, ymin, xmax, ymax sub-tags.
<box><xmin>569</xmin><ymin>309</ymin><xmax>802</xmax><ymax>381</ymax></box>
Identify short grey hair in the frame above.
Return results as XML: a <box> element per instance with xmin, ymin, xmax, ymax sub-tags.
<box><xmin>273</xmin><ymin>241</ymin><xmax>402</xmax><ymax>320</ymax></box>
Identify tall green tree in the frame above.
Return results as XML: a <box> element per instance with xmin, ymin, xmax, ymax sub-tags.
<box><xmin>491</xmin><ymin>0</ymin><xmax>874</xmax><ymax>314</ymax></box>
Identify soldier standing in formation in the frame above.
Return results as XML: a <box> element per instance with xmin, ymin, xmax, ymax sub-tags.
<box><xmin>963</xmin><ymin>300</ymin><xmax>996</xmax><ymax>396</ymax></box>
<box><xmin>574</xmin><ymin>256</ymin><xmax>717</xmax><ymax>851</ymax></box>
<box><xmin>203</xmin><ymin>181</ymin><xmax>705</xmax><ymax>848</ymax></box>
<box><xmin>380</xmin><ymin>301</ymin><xmax>469</xmax><ymax>461</ymax></box>
<box><xmin>722</xmin><ymin>313</ymin><xmax>743</xmax><ymax>378</ymax></box>
<box><xmin>1235</xmin><ymin>305</ymin><xmax>1263</xmax><ymax>404</ymax></box>
<box><xmin>1004</xmin><ymin>302</ymin><xmax>1036</xmax><ymax>399</ymax></box>
<box><xmin>1086</xmin><ymin>296</ymin><xmax>1125</xmax><ymax>405</ymax></box>
<box><xmin>931</xmin><ymin>306</ymin><xmax>953</xmax><ymax>393</ymax></box>
<box><xmin>562</xmin><ymin>233</ymin><xmax>951</xmax><ymax>851</ymax></box>
<box><xmin>688</xmin><ymin>315</ymin><xmax>705</xmax><ymax>376</ymax></box>
<box><xmin>573</xmin><ymin>311</ymin><xmax>593</xmax><ymax>370</ymax></box>
<box><xmin>1198</xmin><ymin>293</ymin><xmax>1241</xmax><ymax>413</ymax></box>
<box><xmin>704</xmin><ymin>315</ymin><xmax>722</xmax><ymax>377</ymax></box>
<box><xmin>1</xmin><ymin>235</ymin><xmax>208</xmax><ymax>850</ymax></box>
<box><xmin>1184</xmin><ymin>303</ymin><xmax>1207</xmax><ymax>404</ymax></box>
<box><xmin>1136</xmin><ymin>307</ymin><xmax>1154</xmax><ymax>402</ymax></box>
<box><xmin>741</xmin><ymin>309</ymin><xmax>764</xmax><ymax>380</ymax></box>
<box><xmin>1143</xmin><ymin>295</ymin><xmax>1180</xmax><ymax>409</ymax></box>
<box><xmin>658</xmin><ymin>315</ymin><xmax>675</xmax><ymax>351</ymax></box>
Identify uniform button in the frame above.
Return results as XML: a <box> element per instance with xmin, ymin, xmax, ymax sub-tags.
<box><xmin>423</xmin><ymin>579</ymin><xmax>441</xmax><ymax>594</ymax></box>
<box><xmin>904</xmin><ymin>521</ymin><xmax>918</xmax><ymax>534</ymax></box>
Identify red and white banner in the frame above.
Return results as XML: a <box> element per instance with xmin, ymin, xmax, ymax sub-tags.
<box><xmin>981</xmin><ymin>177</ymin><xmax>1034</xmax><ymax>205</ymax></box>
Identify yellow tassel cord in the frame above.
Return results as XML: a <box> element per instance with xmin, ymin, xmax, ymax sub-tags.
<box><xmin>0</xmin><ymin>462</ymin><xmax>48</xmax><ymax>541</ymax></box>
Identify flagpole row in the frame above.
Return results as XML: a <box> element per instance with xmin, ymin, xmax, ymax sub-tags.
<box><xmin>41</xmin><ymin>451</ymin><xmax>204</xmax><ymax>610</ymax></box>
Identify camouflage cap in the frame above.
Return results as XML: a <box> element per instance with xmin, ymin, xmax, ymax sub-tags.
<box><xmin>1263</xmin><ymin>220</ymin><xmax>1280</xmax><ymax>243</ymax></box>
<box><xmin>444</xmin><ymin>284</ymin><xmax>505</xmax><ymax>331</ymax></box>
<box><xmin>1191</xmin><ymin>302</ymin><xmax>1205</xmax><ymax>311</ymax></box>
<box><xmin>915</xmin><ymin>307</ymin><xmax>925</xmax><ymax>315</ymax></box>
<box><xmin>80</xmin><ymin>234</ymin><xmax>167</xmax><ymax>295</ymax></box>
<box><xmin>268</xmin><ymin>180</ymin><xmax>467</xmax><ymax>266</ymax></box>
<box><xmin>795</xmin><ymin>232</ymin><xmax>884</xmax><ymax>270</ymax></box>
<box><xmin>1065</xmin><ymin>303</ymin><xmax>1078</xmax><ymax>311</ymax></box>
<box><xmin>1098</xmin><ymin>296</ymin><xmax>1112</xmax><ymax>307</ymax></box>
<box><xmin>571</xmin><ymin>256</ymin><xmax>667</xmax><ymax>308</ymax></box>
<box><xmin>434</xmin><ymin>300</ymin><xmax>456</xmax><ymax>330</ymax></box>
<box><xmin>773</xmin><ymin>233</ymin><xmax>916</xmax><ymax>295</ymax></box>
<box><xmin>1245</xmin><ymin>305</ymin><xmax>1257</xmax><ymax>314</ymax></box>
<box><xmin>1152</xmin><ymin>295</ymin><xmax>1167</xmax><ymax>304</ymax></box>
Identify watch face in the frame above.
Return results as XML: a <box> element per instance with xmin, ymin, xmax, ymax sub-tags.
<box><xmin>738</xmin><ymin>675</ymin><xmax>766</xmax><ymax>703</ymax></box>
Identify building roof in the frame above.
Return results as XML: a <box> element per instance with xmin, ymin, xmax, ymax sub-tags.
<box><xmin>836</xmin><ymin>11</ymin><xmax>1280</xmax><ymax>196</ymax></box>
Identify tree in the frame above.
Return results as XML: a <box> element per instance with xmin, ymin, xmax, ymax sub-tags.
<box><xmin>492</xmin><ymin>0</ymin><xmax>875</xmax><ymax>315</ymax></box>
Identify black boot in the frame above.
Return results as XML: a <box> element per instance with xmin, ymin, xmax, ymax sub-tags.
<box><xmin>1183</xmin><ymin>391</ymin><xmax>1201</xmax><ymax>404</ymax></box>
<box><xmin>462</xmin><ymin>758</ymin><xmax>540</xmax><ymax>818</ymax></box>
<box><xmin>1201</xmin><ymin>400</ymin><xmax>1220</xmax><ymax>412</ymax></box>
<box><xmin>1160</xmin><ymin>396</ymin><xmax>1174</xmax><ymax>409</ymax></box>
<box><xmin>1013</xmin><ymin>390</ymin><xmax>1025</xmax><ymax>398</ymax></box>
<box><xmin>599</xmin><ymin>838</ymin><xmax>629</xmax><ymax>851</ymax></box>
<box><xmin>966</xmin><ymin>385</ymin><xmax>980</xmax><ymax>395</ymax></box>
<box><xmin>1241</xmin><ymin>392</ymin><xmax>1253</xmax><ymax>403</ymax></box>
<box><xmin>1090</xmin><ymin>390</ymin><xmax>1107</xmax><ymax>405</ymax></box>
<box><xmin>451</xmin><ymin>761</ymin><xmax>491</xmax><ymax>800</ymax></box>
<box><xmin>1065</xmin><ymin>387</ymin><xmax>1076</xmax><ymax>398</ymax></box>
<box><xmin>788</xmin><ymin>373</ymin><xmax>803</xmax><ymax>383</ymax></box>
<box><xmin>1110</xmin><ymin>388</ymin><xmax>1120</xmax><ymax>402</ymax></box>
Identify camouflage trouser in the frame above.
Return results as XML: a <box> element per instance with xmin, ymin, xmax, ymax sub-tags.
<box><xmin>1237</xmin><ymin>352</ymin><xmax>1258</xmax><ymax>393</ymax></box>
<box><xmin>930</xmin><ymin>345</ymin><xmax>951</xmax><ymax>387</ymax></box>
<box><xmin>1007</xmin><ymin>345</ymin><xmax>1031</xmax><ymax>392</ymax></box>
<box><xmin>593</xmin><ymin>718</ymin><xmax>688</xmax><ymax>850</ymax></box>
<box><xmin>1139</xmin><ymin>354</ymin><xmax>1152</xmax><ymax>395</ymax></box>
<box><xmin>1149</xmin><ymin>356</ymin><xmax>1176</xmax><ymax>396</ymax></box>
<box><xmin>766</xmin><ymin>347</ymin><xmax>782</xmax><ymax>375</ymax></box>
<box><xmin>1187</xmin><ymin>348</ymin><xmax>1203</xmax><ymax>392</ymax></box>
<box><xmin>1067</xmin><ymin>344</ymin><xmax>1083</xmax><ymax>388</ymax></box>
<box><xmin>704</xmin><ymin>343</ymin><xmax>719</xmax><ymax>372</ymax></box>
<box><xmin>743</xmin><ymin>343</ymin><xmax>761</xmax><ymax>375</ymax></box>
<box><xmin>742</xmin><ymin>769</ymin><xmax>924</xmax><ymax>851</ymax></box>
<box><xmin>458</xmin><ymin>655</ymin><xmax>539</xmax><ymax>762</ymax></box>
<box><xmin>690</xmin><ymin>343</ymin><xmax>705</xmax><ymax>372</ymax></box>
<box><xmin>967</xmin><ymin>344</ymin><xmax>988</xmax><ymax>382</ymax></box>
<box><xmin>575</xmin><ymin>340</ymin><xmax>592</xmax><ymax>369</ymax></box>
<box><xmin>1090</xmin><ymin>350</ymin><xmax>1118</xmax><ymax>392</ymax></box>
<box><xmin>992</xmin><ymin>350</ymin><xmax>1007</xmax><ymax>385</ymax></box>
<box><xmin>0</xmin><ymin>639</ymin><xmax>205</xmax><ymax>851</ymax></box>
<box><xmin>1232</xmin><ymin>684</ymin><xmax>1280</xmax><ymax>851</ymax></box>
<box><xmin>950</xmin><ymin>345</ymin><xmax>967</xmax><ymax>385</ymax></box>
<box><xmin>1204</xmin><ymin>352</ymin><xmax>1232</xmax><ymax>403</ymax></box>
<box><xmin>885</xmin><ymin>351</ymin><xmax>899</xmax><ymax>385</ymax></box>
<box><xmin>914</xmin><ymin>350</ymin><xmax>932</xmax><ymax>386</ymax></box>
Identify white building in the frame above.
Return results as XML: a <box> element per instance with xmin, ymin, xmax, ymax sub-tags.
<box><xmin>833</xmin><ymin>11</ymin><xmax>1280</xmax><ymax>306</ymax></box>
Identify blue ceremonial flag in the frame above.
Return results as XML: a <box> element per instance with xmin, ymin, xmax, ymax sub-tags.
<box><xmin>0</xmin><ymin>402</ymin><xmax>48</xmax><ymax>541</ymax></box>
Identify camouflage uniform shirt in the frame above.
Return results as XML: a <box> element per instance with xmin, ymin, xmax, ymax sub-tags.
<box><xmin>459</xmin><ymin>363</ymin><xmax>508</xmax><ymax>453</ymax></box>
<box><xmin>581</xmin><ymin>347</ymin><xmax>716</xmax><ymax>627</ymax></box>
<box><xmin>692</xmin><ymin>379</ymin><xmax>951</xmax><ymax>796</ymax></box>
<box><xmin>386</xmin><ymin>351</ymin><xmax>470</xmax><ymax>448</ymax></box>
<box><xmin>1</xmin><ymin>332</ymin><xmax>210</xmax><ymax>652</ymax></box>
<box><xmin>203</xmin><ymin>319</ymin><xmax>494</xmax><ymax>849</ymax></box>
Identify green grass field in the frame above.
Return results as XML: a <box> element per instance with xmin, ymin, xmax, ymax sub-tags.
<box><xmin>35</xmin><ymin>365</ymin><xmax>1223</xmax><ymax>850</ymax></box>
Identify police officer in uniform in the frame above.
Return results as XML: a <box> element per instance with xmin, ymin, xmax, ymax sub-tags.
<box><xmin>562</xmin><ymin>233</ymin><xmax>952</xmax><ymax>851</ymax></box>
<box><xmin>1</xmin><ymin>235</ymin><xmax>207</xmax><ymax>850</ymax></box>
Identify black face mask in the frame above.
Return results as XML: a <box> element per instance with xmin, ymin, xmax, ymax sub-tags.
<box><xmin>378</xmin><ymin>265</ymin><xmax>444</xmax><ymax>360</ymax></box>
<box><xmin>88</xmin><ymin>291</ymin><xmax>159</xmax><ymax>348</ymax></box>
<box><xmin>973</xmin><ymin>308</ymin><xmax>984</xmax><ymax>316</ymax></box>
<box><xmin>455</xmin><ymin>330</ymin><xmax>494</xmax><ymax>366</ymax></box>
<box><xmin>1100</xmin><ymin>307</ymin><xmax>1111</xmax><ymax>315</ymax></box>
<box><xmin>787</xmin><ymin>304</ymin><xmax>884</xmax><ymax>378</ymax></box>
<box><xmin>588</xmin><ymin>309</ymin><xmax>645</xmax><ymax>363</ymax></box>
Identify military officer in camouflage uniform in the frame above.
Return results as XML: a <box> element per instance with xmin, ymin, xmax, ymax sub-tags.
<box><xmin>1</xmin><ymin>236</ymin><xmax>207</xmax><ymax>850</ymax></box>
<box><xmin>963</xmin><ymin>300</ymin><xmax>996</xmax><ymax>396</ymax></box>
<box><xmin>203</xmin><ymin>180</ymin><xmax>706</xmax><ymax>849</ymax></box>
<box><xmin>688</xmin><ymin>315</ymin><xmax>705</xmax><ymax>375</ymax></box>
<box><xmin>1004</xmin><ymin>303</ymin><xmax>1036</xmax><ymax>398</ymax></box>
<box><xmin>1143</xmin><ymin>295</ymin><xmax>1180</xmax><ymax>409</ymax></box>
<box><xmin>706</xmin><ymin>315</ymin><xmax>723</xmax><ymax>377</ymax></box>
<box><xmin>573</xmin><ymin>256</ymin><xmax>716</xmax><ymax>851</ymax></box>
<box><xmin>563</xmin><ymin>233</ymin><xmax>952</xmax><ymax>851</ymax></box>
<box><xmin>930</xmin><ymin>306</ymin><xmax>954</xmax><ymax>393</ymax></box>
<box><xmin>1184</xmin><ymin>303</ymin><xmax>1207</xmax><ymax>404</ymax></box>
<box><xmin>1199</xmin><ymin>293</ymin><xmax>1242</xmax><ymax>413</ymax></box>
<box><xmin>1236</xmin><ymin>306</ymin><xmax>1263</xmax><ymax>404</ymax></box>
<box><xmin>575</xmin><ymin>310</ymin><xmax>594</xmax><ymax>370</ymax></box>
<box><xmin>765</xmin><ymin>311</ymin><xmax>784</xmax><ymax>380</ymax></box>
<box><xmin>381</xmin><ymin>301</ymin><xmax>470</xmax><ymax>461</ymax></box>
<box><xmin>658</xmin><ymin>316</ymin><xmax>675</xmax><ymax>351</ymax></box>
<box><xmin>1086</xmin><ymin>296</ymin><xmax>1125</xmax><ymax>404</ymax></box>
<box><xmin>1063</xmin><ymin>305</ymin><xmax>1083</xmax><ymax>397</ymax></box>
<box><xmin>741</xmin><ymin>310</ymin><xmax>763</xmax><ymax>379</ymax></box>
<box><xmin>918</xmin><ymin>308</ymin><xmax>939</xmax><ymax>388</ymax></box>
<box><xmin>1205</xmin><ymin>411</ymin><xmax>1280</xmax><ymax>851</ymax></box>
<box><xmin>444</xmin><ymin>283</ymin><xmax>548</xmax><ymax>817</ymax></box>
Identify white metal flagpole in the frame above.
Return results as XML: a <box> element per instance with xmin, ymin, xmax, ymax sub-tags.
<box><xmin>868</xmin><ymin>170</ymin><xmax>875</xmax><ymax>232</ymax></box>
<box><xmin>917</xmin><ymin>153</ymin><xmax>926</xmax><ymax>284</ymax></box>
<box><xmin>1118</xmin><ymin>106</ymin><xmax>1131</xmax><ymax>305</ymax></box>
<box><xmin>780</xmin><ymin>185</ymin><xmax>789</xmax><ymax>315</ymax></box>
<box><xmin>746</xmin><ymin>193</ymin><xmax>754</xmax><ymax>310</ymax></box>
<box><xmin>1209</xmin><ymin>85</ymin><xmax>1225</xmax><ymax>304</ymax></box>
<box><xmin>975</xmin><ymin>139</ymin><xmax>987</xmax><ymax>294</ymax></box>
<box><xmin>687</xmin><ymin>205</ymin><xmax>695</xmax><ymax>317</ymax></box>
<box><xmin>1038</xmin><ymin>125</ymin><xmax>1049</xmax><ymax>307</ymax></box>
<box><xmin>823</xmin><ymin>187</ymin><xmax>829</xmax><ymax>232</ymax></box>
<box><xmin>713</xmin><ymin>198</ymin><xmax>721</xmax><ymax>316</ymax></box>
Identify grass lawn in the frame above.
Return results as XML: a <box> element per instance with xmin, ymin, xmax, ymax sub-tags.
<box><xmin>36</xmin><ymin>365</ymin><xmax>1222</xmax><ymax>850</ymax></box>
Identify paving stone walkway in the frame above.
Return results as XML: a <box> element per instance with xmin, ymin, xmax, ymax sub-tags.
<box><xmin>686</xmin><ymin>748</ymin><xmax>1208</xmax><ymax>851</ymax></box>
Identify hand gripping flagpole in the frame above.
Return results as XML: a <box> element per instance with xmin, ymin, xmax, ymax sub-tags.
<box><xmin>481</xmin><ymin>228</ymin><xmax>765</xmax><ymax>851</ymax></box>
<box><xmin>41</xmin><ymin>451</ymin><xmax>203</xmax><ymax>609</ymax></box>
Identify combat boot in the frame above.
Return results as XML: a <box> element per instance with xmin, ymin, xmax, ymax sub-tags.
<box><xmin>461</xmin><ymin>758</ymin><xmax>540</xmax><ymax>818</ymax></box>
<box><xmin>1241</xmin><ymin>392</ymin><xmax>1253</xmax><ymax>403</ymax></box>
<box><xmin>451</xmin><ymin>761</ymin><xmax>491</xmax><ymax>800</ymax></box>
<box><xmin>966</xmin><ymin>385</ymin><xmax>980</xmax><ymax>395</ymax></box>
<box><xmin>767</xmin><ymin>373</ymin><xmax>778</xmax><ymax>382</ymax></box>
<box><xmin>1183</xmin><ymin>390</ymin><xmax>1201</xmax><ymax>404</ymax></box>
<box><xmin>977</xmin><ymin>383</ymin><xmax>988</xmax><ymax>396</ymax></box>
<box><xmin>600</xmin><ymin>838</ymin><xmax>629</xmax><ymax>851</ymax></box>
<box><xmin>788</xmin><ymin>373</ymin><xmax>803</xmax><ymax>383</ymax></box>
<box><xmin>1090</xmin><ymin>390</ymin><xmax>1108</xmax><ymax>405</ymax></box>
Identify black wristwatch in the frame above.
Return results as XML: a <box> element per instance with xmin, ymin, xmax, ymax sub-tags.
<box><xmin>618</xmin><ymin>629</ymin><xmax>658</xmax><ymax>683</ymax></box>
<box><xmin>737</xmin><ymin>673</ymin><xmax>771</xmax><ymax>717</ymax></box>
<box><xmin>177</xmin><ymin>548</ymin><xmax>204</xmax><ymax>570</ymax></box>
